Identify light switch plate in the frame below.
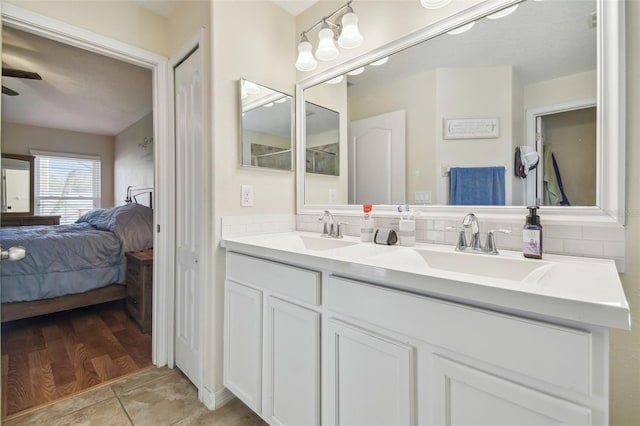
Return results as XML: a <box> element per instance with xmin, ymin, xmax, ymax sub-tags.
<box><xmin>241</xmin><ymin>185</ymin><xmax>254</xmax><ymax>207</ymax></box>
<box><xmin>414</xmin><ymin>190</ymin><xmax>431</xmax><ymax>204</ymax></box>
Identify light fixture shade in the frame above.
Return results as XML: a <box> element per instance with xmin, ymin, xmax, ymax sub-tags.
<box><xmin>487</xmin><ymin>4</ymin><xmax>519</xmax><ymax>19</ymax></box>
<box><xmin>447</xmin><ymin>21</ymin><xmax>475</xmax><ymax>35</ymax></box>
<box><xmin>295</xmin><ymin>40</ymin><xmax>318</xmax><ymax>72</ymax></box>
<box><xmin>420</xmin><ymin>0</ymin><xmax>452</xmax><ymax>10</ymax></box>
<box><xmin>326</xmin><ymin>75</ymin><xmax>344</xmax><ymax>85</ymax></box>
<box><xmin>316</xmin><ymin>27</ymin><xmax>339</xmax><ymax>61</ymax></box>
<box><xmin>338</xmin><ymin>12</ymin><xmax>363</xmax><ymax>49</ymax></box>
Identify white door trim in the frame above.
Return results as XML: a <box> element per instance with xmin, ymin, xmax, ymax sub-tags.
<box><xmin>525</xmin><ymin>98</ymin><xmax>596</xmax><ymax>206</ymax></box>
<box><xmin>1</xmin><ymin>3</ymin><xmax>174</xmax><ymax>367</ymax></box>
<box><xmin>169</xmin><ymin>29</ymin><xmax>209</xmax><ymax>401</ymax></box>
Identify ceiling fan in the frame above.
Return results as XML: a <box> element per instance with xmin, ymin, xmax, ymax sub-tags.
<box><xmin>2</xmin><ymin>66</ymin><xmax>42</xmax><ymax>96</ymax></box>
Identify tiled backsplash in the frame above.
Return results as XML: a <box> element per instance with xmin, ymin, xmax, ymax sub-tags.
<box><xmin>221</xmin><ymin>213</ymin><xmax>626</xmax><ymax>271</ymax></box>
<box><xmin>297</xmin><ymin>213</ymin><xmax>627</xmax><ymax>271</ymax></box>
<box><xmin>221</xmin><ymin>214</ymin><xmax>296</xmax><ymax>238</ymax></box>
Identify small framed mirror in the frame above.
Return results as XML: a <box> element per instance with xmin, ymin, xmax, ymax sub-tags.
<box><xmin>1</xmin><ymin>153</ymin><xmax>34</xmax><ymax>215</ymax></box>
<box><xmin>240</xmin><ymin>78</ymin><xmax>293</xmax><ymax>171</ymax></box>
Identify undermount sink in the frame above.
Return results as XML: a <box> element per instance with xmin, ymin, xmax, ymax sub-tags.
<box><xmin>297</xmin><ymin>235</ymin><xmax>359</xmax><ymax>251</ymax></box>
<box><xmin>369</xmin><ymin>247</ymin><xmax>553</xmax><ymax>283</ymax></box>
<box><xmin>411</xmin><ymin>248</ymin><xmax>552</xmax><ymax>282</ymax></box>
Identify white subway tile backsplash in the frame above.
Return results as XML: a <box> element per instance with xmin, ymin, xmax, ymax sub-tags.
<box><xmin>233</xmin><ymin>213</ymin><xmax>629</xmax><ymax>265</ymax></box>
<box><xmin>564</xmin><ymin>239</ymin><xmax>604</xmax><ymax>257</ymax></box>
<box><xmin>583</xmin><ymin>226</ymin><xmax>625</xmax><ymax>242</ymax></box>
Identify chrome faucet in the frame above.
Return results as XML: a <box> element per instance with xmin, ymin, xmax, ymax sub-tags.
<box><xmin>446</xmin><ymin>213</ymin><xmax>511</xmax><ymax>255</ymax></box>
<box><xmin>462</xmin><ymin>213</ymin><xmax>481</xmax><ymax>250</ymax></box>
<box><xmin>317</xmin><ymin>210</ymin><xmax>346</xmax><ymax>238</ymax></box>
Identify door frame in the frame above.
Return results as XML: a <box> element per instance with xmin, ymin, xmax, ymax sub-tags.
<box><xmin>1</xmin><ymin>4</ymin><xmax>174</xmax><ymax>367</ymax></box>
<box><xmin>168</xmin><ymin>29</ymin><xmax>209</xmax><ymax>401</ymax></box>
<box><xmin>524</xmin><ymin>98</ymin><xmax>596</xmax><ymax>206</ymax></box>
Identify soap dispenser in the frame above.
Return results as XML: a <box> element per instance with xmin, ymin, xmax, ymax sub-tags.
<box><xmin>523</xmin><ymin>206</ymin><xmax>543</xmax><ymax>259</ymax></box>
<box><xmin>360</xmin><ymin>204</ymin><xmax>374</xmax><ymax>242</ymax></box>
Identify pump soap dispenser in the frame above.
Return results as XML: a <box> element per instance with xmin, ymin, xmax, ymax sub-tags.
<box><xmin>523</xmin><ymin>206</ymin><xmax>543</xmax><ymax>259</ymax></box>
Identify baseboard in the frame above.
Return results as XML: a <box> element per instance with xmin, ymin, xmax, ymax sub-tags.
<box><xmin>202</xmin><ymin>386</ymin><xmax>236</xmax><ymax>410</ymax></box>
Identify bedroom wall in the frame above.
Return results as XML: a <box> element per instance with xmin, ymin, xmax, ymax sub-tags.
<box><xmin>1</xmin><ymin>122</ymin><xmax>115</xmax><ymax>207</ymax></box>
<box><xmin>114</xmin><ymin>113</ymin><xmax>154</xmax><ymax>207</ymax></box>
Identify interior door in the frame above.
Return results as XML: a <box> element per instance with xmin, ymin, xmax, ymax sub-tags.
<box><xmin>174</xmin><ymin>46</ymin><xmax>203</xmax><ymax>388</ymax></box>
<box><xmin>348</xmin><ymin>110</ymin><xmax>406</xmax><ymax>204</ymax></box>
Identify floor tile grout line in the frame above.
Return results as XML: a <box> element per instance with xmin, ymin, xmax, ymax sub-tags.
<box><xmin>113</xmin><ymin>384</ymin><xmax>136</xmax><ymax>426</ymax></box>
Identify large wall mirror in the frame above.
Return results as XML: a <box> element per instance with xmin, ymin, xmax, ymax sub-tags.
<box><xmin>296</xmin><ymin>0</ymin><xmax>625</xmax><ymax>224</ymax></box>
<box><xmin>240</xmin><ymin>78</ymin><xmax>293</xmax><ymax>171</ymax></box>
<box><xmin>1</xmin><ymin>154</ymin><xmax>34</xmax><ymax>215</ymax></box>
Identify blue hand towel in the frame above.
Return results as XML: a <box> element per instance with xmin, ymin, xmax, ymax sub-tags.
<box><xmin>450</xmin><ymin>167</ymin><xmax>505</xmax><ymax>206</ymax></box>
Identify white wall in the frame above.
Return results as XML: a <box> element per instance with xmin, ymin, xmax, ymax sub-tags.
<box><xmin>114</xmin><ymin>113</ymin><xmax>154</xmax><ymax>206</ymax></box>
<box><xmin>210</xmin><ymin>0</ymin><xmax>297</xmax><ymax>395</ymax></box>
<box><xmin>1</xmin><ymin>122</ymin><xmax>115</xmax><ymax>207</ymax></box>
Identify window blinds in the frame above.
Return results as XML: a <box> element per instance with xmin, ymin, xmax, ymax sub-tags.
<box><xmin>33</xmin><ymin>152</ymin><xmax>101</xmax><ymax>224</ymax></box>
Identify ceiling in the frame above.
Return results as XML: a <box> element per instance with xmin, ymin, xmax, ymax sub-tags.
<box><xmin>271</xmin><ymin>0</ymin><xmax>320</xmax><ymax>16</ymax></box>
<box><xmin>2</xmin><ymin>26</ymin><xmax>152</xmax><ymax>136</ymax></box>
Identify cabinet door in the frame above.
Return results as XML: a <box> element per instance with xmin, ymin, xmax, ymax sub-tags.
<box><xmin>431</xmin><ymin>355</ymin><xmax>591</xmax><ymax>426</ymax></box>
<box><xmin>264</xmin><ymin>296</ymin><xmax>320</xmax><ymax>426</ymax></box>
<box><xmin>223</xmin><ymin>280</ymin><xmax>263</xmax><ymax>413</ymax></box>
<box><xmin>326</xmin><ymin>319</ymin><xmax>415</xmax><ymax>426</ymax></box>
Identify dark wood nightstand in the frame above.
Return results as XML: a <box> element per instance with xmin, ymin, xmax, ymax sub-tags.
<box><xmin>125</xmin><ymin>249</ymin><xmax>153</xmax><ymax>333</ymax></box>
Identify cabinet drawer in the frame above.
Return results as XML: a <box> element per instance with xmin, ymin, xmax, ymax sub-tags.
<box><xmin>226</xmin><ymin>252</ymin><xmax>321</xmax><ymax>305</ymax></box>
<box><xmin>326</xmin><ymin>275</ymin><xmax>592</xmax><ymax>395</ymax></box>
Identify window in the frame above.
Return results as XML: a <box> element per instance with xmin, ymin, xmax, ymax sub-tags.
<box><xmin>33</xmin><ymin>151</ymin><xmax>101</xmax><ymax>224</ymax></box>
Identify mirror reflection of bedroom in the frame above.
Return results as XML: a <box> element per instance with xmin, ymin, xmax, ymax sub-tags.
<box><xmin>0</xmin><ymin>26</ymin><xmax>155</xmax><ymax>419</ymax></box>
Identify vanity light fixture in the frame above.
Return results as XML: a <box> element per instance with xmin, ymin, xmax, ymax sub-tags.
<box><xmin>446</xmin><ymin>21</ymin><xmax>475</xmax><ymax>35</ymax></box>
<box><xmin>370</xmin><ymin>56</ymin><xmax>389</xmax><ymax>66</ymax></box>
<box><xmin>295</xmin><ymin>1</ymin><xmax>363</xmax><ymax>72</ymax></box>
<box><xmin>420</xmin><ymin>0</ymin><xmax>452</xmax><ymax>9</ymax></box>
<box><xmin>326</xmin><ymin>75</ymin><xmax>344</xmax><ymax>85</ymax></box>
<box><xmin>487</xmin><ymin>4</ymin><xmax>519</xmax><ymax>19</ymax></box>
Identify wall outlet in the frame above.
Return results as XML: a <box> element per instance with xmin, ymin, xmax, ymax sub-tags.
<box><xmin>241</xmin><ymin>185</ymin><xmax>254</xmax><ymax>207</ymax></box>
<box><xmin>414</xmin><ymin>190</ymin><xmax>432</xmax><ymax>204</ymax></box>
<box><xmin>328</xmin><ymin>189</ymin><xmax>337</xmax><ymax>204</ymax></box>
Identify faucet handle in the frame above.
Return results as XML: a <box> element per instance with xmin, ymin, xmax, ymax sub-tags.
<box><xmin>446</xmin><ymin>226</ymin><xmax>467</xmax><ymax>251</ymax></box>
<box><xmin>335</xmin><ymin>221</ymin><xmax>348</xmax><ymax>239</ymax></box>
<box><xmin>485</xmin><ymin>229</ymin><xmax>512</xmax><ymax>255</ymax></box>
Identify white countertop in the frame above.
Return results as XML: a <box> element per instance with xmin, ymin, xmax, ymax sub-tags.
<box><xmin>221</xmin><ymin>231</ymin><xmax>631</xmax><ymax>330</ymax></box>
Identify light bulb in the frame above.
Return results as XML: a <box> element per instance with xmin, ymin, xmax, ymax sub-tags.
<box><xmin>338</xmin><ymin>11</ymin><xmax>363</xmax><ymax>49</ymax></box>
<box><xmin>315</xmin><ymin>26</ymin><xmax>339</xmax><ymax>61</ymax></box>
<box><xmin>326</xmin><ymin>75</ymin><xmax>344</xmax><ymax>85</ymax></box>
<box><xmin>295</xmin><ymin>39</ymin><xmax>317</xmax><ymax>72</ymax></box>
<box><xmin>347</xmin><ymin>67</ymin><xmax>364</xmax><ymax>76</ymax></box>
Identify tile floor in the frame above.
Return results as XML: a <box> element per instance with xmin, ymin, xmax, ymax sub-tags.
<box><xmin>4</xmin><ymin>366</ymin><xmax>267</xmax><ymax>425</ymax></box>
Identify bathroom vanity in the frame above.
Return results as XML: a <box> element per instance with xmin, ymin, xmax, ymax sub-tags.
<box><xmin>222</xmin><ymin>232</ymin><xmax>629</xmax><ymax>426</ymax></box>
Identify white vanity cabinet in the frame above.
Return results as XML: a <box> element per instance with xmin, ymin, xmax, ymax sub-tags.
<box><xmin>325</xmin><ymin>275</ymin><xmax>604</xmax><ymax>425</ymax></box>
<box><xmin>223</xmin><ymin>252</ymin><xmax>321</xmax><ymax>426</ymax></box>
<box><xmin>222</xmin><ymin>239</ymin><xmax>621</xmax><ymax>426</ymax></box>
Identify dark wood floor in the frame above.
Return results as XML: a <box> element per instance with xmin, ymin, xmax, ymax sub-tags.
<box><xmin>1</xmin><ymin>300</ymin><xmax>152</xmax><ymax>419</ymax></box>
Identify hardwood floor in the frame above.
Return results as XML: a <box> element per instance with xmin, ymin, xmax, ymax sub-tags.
<box><xmin>1</xmin><ymin>300</ymin><xmax>152</xmax><ymax>419</ymax></box>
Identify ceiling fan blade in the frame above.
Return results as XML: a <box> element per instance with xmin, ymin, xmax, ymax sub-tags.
<box><xmin>2</xmin><ymin>67</ymin><xmax>42</xmax><ymax>80</ymax></box>
<box><xmin>2</xmin><ymin>85</ymin><xmax>19</xmax><ymax>96</ymax></box>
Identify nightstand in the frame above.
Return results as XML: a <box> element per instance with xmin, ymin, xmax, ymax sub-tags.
<box><xmin>125</xmin><ymin>249</ymin><xmax>153</xmax><ymax>333</ymax></box>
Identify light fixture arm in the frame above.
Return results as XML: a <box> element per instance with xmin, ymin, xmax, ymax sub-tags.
<box><xmin>299</xmin><ymin>0</ymin><xmax>354</xmax><ymax>40</ymax></box>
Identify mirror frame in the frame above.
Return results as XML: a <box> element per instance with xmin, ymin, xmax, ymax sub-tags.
<box><xmin>239</xmin><ymin>78</ymin><xmax>294</xmax><ymax>172</ymax></box>
<box><xmin>1</xmin><ymin>153</ymin><xmax>35</xmax><ymax>216</ymax></box>
<box><xmin>296</xmin><ymin>0</ymin><xmax>625</xmax><ymax>226</ymax></box>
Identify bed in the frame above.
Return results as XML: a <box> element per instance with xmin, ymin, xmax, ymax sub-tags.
<box><xmin>0</xmin><ymin>203</ymin><xmax>153</xmax><ymax>322</ymax></box>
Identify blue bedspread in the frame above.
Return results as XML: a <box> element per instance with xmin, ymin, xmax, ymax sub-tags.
<box><xmin>0</xmin><ymin>223</ymin><xmax>126</xmax><ymax>303</ymax></box>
